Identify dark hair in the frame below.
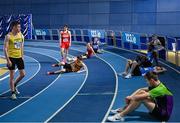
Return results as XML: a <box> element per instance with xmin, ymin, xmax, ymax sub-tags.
<box><xmin>10</xmin><ymin>20</ymin><xmax>20</xmax><ymax>30</ymax></box>
<box><xmin>144</xmin><ymin>72</ymin><xmax>158</xmax><ymax>81</ymax></box>
<box><xmin>64</xmin><ymin>24</ymin><xmax>68</xmax><ymax>28</ymax></box>
<box><xmin>77</xmin><ymin>56</ymin><xmax>82</xmax><ymax>61</ymax></box>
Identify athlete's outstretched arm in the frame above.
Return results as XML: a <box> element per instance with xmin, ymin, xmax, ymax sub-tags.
<box><xmin>47</xmin><ymin>69</ymin><xmax>66</xmax><ymax>75</ymax></box>
<box><xmin>4</xmin><ymin>35</ymin><xmax>11</xmax><ymax>66</ymax></box>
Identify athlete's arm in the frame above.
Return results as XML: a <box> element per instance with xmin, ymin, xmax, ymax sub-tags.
<box><xmin>60</xmin><ymin>31</ymin><xmax>62</xmax><ymax>46</ymax></box>
<box><xmin>88</xmin><ymin>43</ymin><xmax>96</xmax><ymax>56</ymax></box>
<box><xmin>21</xmin><ymin>34</ymin><xmax>24</xmax><ymax>59</ymax></box>
<box><xmin>4</xmin><ymin>34</ymin><xmax>11</xmax><ymax>66</ymax></box>
<box><xmin>69</xmin><ymin>31</ymin><xmax>72</xmax><ymax>46</ymax></box>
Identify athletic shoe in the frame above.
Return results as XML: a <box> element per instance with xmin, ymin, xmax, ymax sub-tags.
<box><xmin>47</xmin><ymin>72</ymin><xmax>54</xmax><ymax>75</ymax></box>
<box><xmin>107</xmin><ymin>113</ymin><xmax>125</xmax><ymax>122</ymax></box>
<box><xmin>15</xmin><ymin>87</ymin><xmax>20</xmax><ymax>95</ymax></box>
<box><xmin>124</xmin><ymin>73</ymin><xmax>132</xmax><ymax>79</ymax></box>
<box><xmin>110</xmin><ymin>108</ymin><xmax>123</xmax><ymax>114</ymax></box>
<box><xmin>117</xmin><ymin>72</ymin><xmax>127</xmax><ymax>76</ymax></box>
<box><xmin>11</xmin><ymin>93</ymin><xmax>17</xmax><ymax>100</ymax></box>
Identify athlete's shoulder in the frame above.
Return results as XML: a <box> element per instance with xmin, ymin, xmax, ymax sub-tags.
<box><xmin>5</xmin><ymin>33</ymin><xmax>11</xmax><ymax>39</ymax></box>
<box><xmin>19</xmin><ymin>32</ymin><xmax>24</xmax><ymax>37</ymax></box>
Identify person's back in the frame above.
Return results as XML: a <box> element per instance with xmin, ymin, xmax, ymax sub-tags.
<box><xmin>149</xmin><ymin>82</ymin><xmax>173</xmax><ymax>121</ymax></box>
<box><xmin>70</xmin><ymin>58</ymin><xmax>83</xmax><ymax>72</ymax></box>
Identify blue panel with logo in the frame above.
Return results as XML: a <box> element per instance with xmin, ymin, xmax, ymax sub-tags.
<box><xmin>88</xmin><ymin>29</ymin><xmax>105</xmax><ymax>42</ymax></box>
<box><xmin>122</xmin><ymin>32</ymin><xmax>140</xmax><ymax>48</ymax></box>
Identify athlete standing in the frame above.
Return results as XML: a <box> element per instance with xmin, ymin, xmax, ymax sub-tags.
<box><xmin>60</xmin><ymin>25</ymin><xmax>71</xmax><ymax>64</ymax></box>
<box><xmin>4</xmin><ymin>21</ymin><xmax>25</xmax><ymax>100</ymax></box>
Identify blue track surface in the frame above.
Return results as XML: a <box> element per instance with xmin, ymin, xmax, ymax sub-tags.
<box><xmin>21</xmin><ymin>44</ymin><xmax>117</xmax><ymax>122</ymax></box>
<box><xmin>0</xmin><ymin>40</ymin><xmax>179</xmax><ymax>122</ymax></box>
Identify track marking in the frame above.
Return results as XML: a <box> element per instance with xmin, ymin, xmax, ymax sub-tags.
<box><xmin>0</xmin><ymin>55</ymin><xmax>41</xmax><ymax>95</ymax></box>
<box><xmin>62</xmin><ymin>47</ymin><xmax>118</xmax><ymax>123</ymax></box>
<box><xmin>21</xmin><ymin>46</ymin><xmax>88</xmax><ymax>123</ymax></box>
<box><xmin>0</xmin><ymin>50</ymin><xmax>60</xmax><ymax>118</ymax></box>
<box><xmin>44</xmin><ymin>61</ymin><xmax>88</xmax><ymax>123</ymax></box>
<box><xmin>0</xmin><ymin>55</ymin><xmax>17</xmax><ymax>81</ymax></box>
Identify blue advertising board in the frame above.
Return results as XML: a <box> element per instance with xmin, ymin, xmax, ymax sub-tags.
<box><xmin>122</xmin><ymin>32</ymin><xmax>140</xmax><ymax>46</ymax></box>
<box><xmin>88</xmin><ymin>29</ymin><xmax>105</xmax><ymax>39</ymax></box>
<box><xmin>35</xmin><ymin>29</ymin><xmax>50</xmax><ymax>36</ymax></box>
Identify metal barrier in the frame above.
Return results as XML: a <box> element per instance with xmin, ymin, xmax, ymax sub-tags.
<box><xmin>33</xmin><ymin>28</ymin><xmax>180</xmax><ymax>66</ymax></box>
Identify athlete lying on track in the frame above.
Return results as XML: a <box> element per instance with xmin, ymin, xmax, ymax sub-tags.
<box><xmin>47</xmin><ymin>56</ymin><xmax>84</xmax><ymax>75</ymax></box>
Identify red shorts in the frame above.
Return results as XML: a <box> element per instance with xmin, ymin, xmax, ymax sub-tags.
<box><xmin>61</xmin><ymin>42</ymin><xmax>70</xmax><ymax>49</ymax></box>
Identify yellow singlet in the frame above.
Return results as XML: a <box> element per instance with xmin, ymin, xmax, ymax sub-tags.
<box><xmin>8</xmin><ymin>32</ymin><xmax>24</xmax><ymax>58</ymax></box>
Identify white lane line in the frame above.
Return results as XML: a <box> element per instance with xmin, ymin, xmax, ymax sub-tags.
<box><xmin>65</xmin><ymin>47</ymin><xmax>118</xmax><ymax>123</ymax></box>
<box><xmin>44</xmin><ymin>61</ymin><xmax>88</xmax><ymax>123</ymax></box>
<box><xmin>0</xmin><ymin>73</ymin><xmax>61</xmax><ymax>118</ymax></box>
<box><xmin>0</xmin><ymin>50</ymin><xmax>60</xmax><ymax>118</ymax></box>
<box><xmin>16</xmin><ymin>47</ymin><xmax>88</xmax><ymax>123</ymax></box>
<box><xmin>0</xmin><ymin>55</ymin><xmax>41</xmax><ymax>95</ymax></box>
<box><xmin>96</xmin><ymin>56</ymin><xmax>118</xmax><ymax>123</ymax></box>
<box><xmin>0</xmin><ymin>54</ymin><xmax>18</xmax><ymax>81</ymax></box>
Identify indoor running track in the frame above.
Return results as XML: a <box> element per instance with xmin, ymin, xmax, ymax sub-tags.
<box><xmin>0</xmin><ymin>40</ymin><xmax>180</xmax><ymax>122</ymax></box>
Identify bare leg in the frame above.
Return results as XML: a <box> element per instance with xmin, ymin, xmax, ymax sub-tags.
<box><xmin>54</xmin><ymin>69</ymin><xmax>66</xmax><ymax>74</ymax></box>
<box><xmin>120</xmin><ymin>90</ymin><xmax>149</xmax><ymax>114</ymax></box>
<box><xmin>61</xmin><ymin>48</ymin><xmax>65</xmax><ymax>62</ymax></box>
<box><xmin>120</xmin><ymin>99</ymin><xmax>142</xmax><ymax>117</ymax></box>
<box><xmin>120</xmin><ymin>90</ymin><xmax>155</xmax><ymax>117</ymax></box>
<box><xmin>65</xmin><ymin>49</ymin><xmax>68</xmax><ymax>60</ymax></box>
<box><xmin>129</xmin><ymin>61</ymin><xmax>138</xmax><ymax>75</ymax></box>
<box><xmin>14</xmin><ymin>70</ymin><xmax>25</xmax><ymax>87</ymax></box>
<box><xmin>143</xmin><ymin>98</ymin><xmax>156</xmax><ymax>112</ymax></box>
<box><xmin>9</xmin><ymin>70</ymin><xmax>15</xmax><ymax>92</ymax></box>
<box><xmin>124</xmin><ymin>60</ymin><xmax>132</xmax><ymax>73</ymax></box>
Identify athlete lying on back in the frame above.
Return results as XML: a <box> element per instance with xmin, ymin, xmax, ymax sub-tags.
<box><xmin>47</xmin><ymin>56</ymin><xmax>84</xmax><ymax>75</ymax></box>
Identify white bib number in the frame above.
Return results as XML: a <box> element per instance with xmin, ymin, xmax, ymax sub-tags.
<box><xmin>14</xmin><ymin>41</ymin><xmax>22</xmax><ymax>49</ymax></box>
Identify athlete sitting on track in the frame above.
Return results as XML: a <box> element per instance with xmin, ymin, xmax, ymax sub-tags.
<box><xmin>79</xmin><ymin>42</ymin><xmax>96</xmax><ymax>59</ymax></box>
<box><xmin>91</xmin><ymin>37</ymin><xmax>103</xmax><ymax>54</ymax></box>
<box><xmin>119</xmin><ymin>45</ymin><xmax>165</xmax><ymax>79</ymax></box>
<box><xmin>108</xmin><ymin>72</ymin><xmax>173</xmax><ymax>122</ymax></box>
<box><xmin>148</xmin><ymin>34</ymin><xmax>164</xmax><ymax>66</ymax></box>
<box><xmin>66</xmin><ymin>43</ymin><xmax>97</xmax><ymax>63</ymax></box>
<box><xmin>47</xmin><ymin>56</ymin><xmax>84</xmax><ymax>75</ymax></box>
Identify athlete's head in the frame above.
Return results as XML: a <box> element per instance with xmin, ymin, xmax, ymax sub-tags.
<box><xmin>148</xmin><ymin>44</ymin><xmax>154</xmax><ymax>52</ymax></box>
<box><xmin>10</xmin><ymin>20</ymin><xmax>21</xmax><ymax>33</ymax></box>
<box><xmin>63</xmin><ymin>24</ymin><xmax>68</xmax><ymax>31</ymax></box>
<box><xmin>152</xmin><ymin>34</ymin><xmax>158</xmax><ymax>40</ymax></box>
<box><xmin>77</xmin><ymin>56</ymin><xmax>83</xmax><ymax>61</ymax></box>
<box><xmin>144</xmin><ymin>72</ymin><xmax>159</xmax><ymax>86</ymax></box>
<box><xmin>94</xmin><ymin>37</ymin><xmax>99</xmax><ymax>42</ymax></box>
